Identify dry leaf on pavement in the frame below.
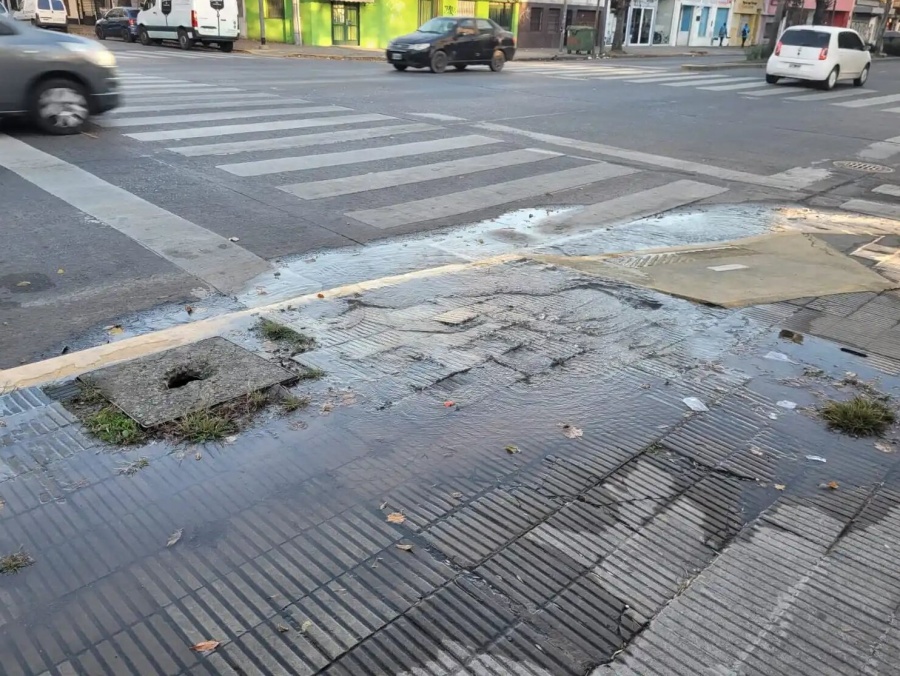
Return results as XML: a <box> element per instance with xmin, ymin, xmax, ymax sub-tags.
<box><xmin>561</xmin><ymin>424</ymin><xmax>583</xmax><ymax>439</ymax></box>
<box><xmin>276</xmin><ymin>624</ymin><xmax>290</xmax><ymax>633</ymax></box>
<box><xmin>505</xmin><ymin>444</ymin><xmax>520</xmax><ymax>454</ymax></box>
<box><xmin>190</xmin><ymin>640</ymin><xmax>220</xmax><ymax>652</ymax></box>
<box><xmin>875</xmin><ymin>441</ymin><xmax>895</xmax><ymax>453</ymax></box>
<box><xmin>450</xmin><ymin>492</ymin><xmax>463</xmax><ymax>499</ymax></box>
<box><xmin>166</xmin><ymin>528</ymin><xmax>184</xmax><ymax>548</ymax></box>
<box><xmin>387</xmin><ymin>512</ymin><xmax>406</xmax><ymax>524</ymax></box>
<box><xmin>105</xmin><ymin>325</ymin><xmax>124</xmax><ymax>335</ymax></box>
<box><xmin>15</xmin><ymin>281</ymin><xmax>30</xmax><ymax>287</ymax></box>
<box><xmin>57</xmin><ymin>268</ymin><xmax>64</xmax><ymax>275</ymax></box>
<box><xmin>300</xmin><ymin>620</ymin><xmax>313</xmax><ymax>633</ymax></box>
<box><xmin>774</xmin><ymin>484</ymin><xmax>786</xmax><ymax>491</ymax></box>
<box><xmin>825</xmin><ymin>481</ymin><xmax>839</xmax><ymax>490</ymax></box>
<box><xmin>316</xmin><ymin>293</ymin><xmax>325</xmax><ymax>299</ymax></box>
<box><xmin>185</xmin><ymin>305</ymin><xmax>194</xmax><ymax>315</ymax></box>
<box><xmin>396</xmin><ymin>544</ymin><xmax>413</xmax><ymax>551</ymax></box>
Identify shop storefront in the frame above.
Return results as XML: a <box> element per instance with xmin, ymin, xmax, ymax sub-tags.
<box><xmin>670</xmin><ymin>0</ymin><xmax>731</xmax><ymax>46</ymax></box>
<box><xmin>626</xmin><ymin>0</ymin><xmax>657</xmax><ymax>45</ymax></box>
<box><xmin>731</xmin><ymin>0</ymin><xmax>761</xmax><ymax>45</ymax></box>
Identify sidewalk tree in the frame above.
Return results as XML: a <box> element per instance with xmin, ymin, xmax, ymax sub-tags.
<box><xmin>812</xmin><ymin>0</ymin><xmax>834</xmax><ymax>25</ymax></box>
<box><xmin>874</xmin><ymin>0</ymin><xmax>895</xmax><ymax>53</ymax></box>
<box><xmin>611</xmin><ymin>0</ymin><xmax>631</xmax><ymax>51</ymax></box>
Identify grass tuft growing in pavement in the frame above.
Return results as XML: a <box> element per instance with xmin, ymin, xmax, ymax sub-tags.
<box><xmin>297</xmin><ymin>367</ymin><xmax>326</xmax><ymax>381</ymax></box>
<box><xmin>244</xmin><ymin>390</ymin><xmax>269</xmax><ymax>413</ymax></box>
<box><xmin>85</xmin><ymin>408</ymin><xmax>144</xmax><ymax>445</ymax></box>
<box><xmin>76</xmin><ymin>379</ymin><xmax>106</xmax><ymax>406</ymax></box>
<box><xmin>280</xmin><ymin>393</ymin><xmax>311</xmax><ymax>412</ymax></box>
<box><xmin>175</xmin><ymin>409</ymin><xmax>236</xmax><ymax>443</ymax></box>
<box><xmin>822</xmin><ymin>396</ymin><xmax>895</xmax><ymax>437</ymax></box>
<box><xmin>0</xmin><ymin>550</ymin><xmax>34</xmax><ymax>575</ymax></box>
<box><xmin>256</xmin><ymin>319</ymin><xmax>316</xmax><ymax>354</ymax></box>
<box><xmin>115</xmin><ymin>457</ymin><xmax>149</xmax><ymax>476</ymax></box>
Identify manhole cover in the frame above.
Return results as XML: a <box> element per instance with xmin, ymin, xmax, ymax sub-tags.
<box><xmin>82</xmin><ymin>337</ymin><xmax>295</xmax><ymax>426</ymax></box>
<box><xmin>833</xmin><ymin>160</ymin><xmax>894</xmax><ymax>173</ymax></box>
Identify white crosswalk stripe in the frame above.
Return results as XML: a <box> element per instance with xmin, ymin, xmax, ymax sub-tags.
<box><xmin>100</xmin><ymin>76</ymin><xmax>733</xmax><ymax>233</ymax></box>
<box><xmin>840</xmin><ymin>184</ymin><xmax>900</xmax><ymax>220</ymax></box>
<box><xmin>505</xmin><ymin>61</ymin><xmax>900</xmax><ymax>110</ymax></box>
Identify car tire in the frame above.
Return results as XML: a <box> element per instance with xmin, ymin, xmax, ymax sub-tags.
<box><xmin>393</xmin><ymin>63</ymin><xmax>407</xmax><ymax>71</ymax></box>
<box><xmin>821</xmin><ymin>66</ymin><xmax>838</xmax><ymax>90</ymax></box>
<box><xmin>139</xmin><ymin>26</ymin><xmax>151</xmax><ymax>45</ymax></box>
<box><xmin>95</xmin><ymin>26</ymin><xmax>105</xmax><ymax>40</ymax></box>
<box><xmin>178</xmin><ymin>28</ymin><xmax>193</xmax><ymax>50</ymax></box>
<box><xmin>854</xmin><ymin>64</ymin><xmax>869</xmax><ymax>87</ymax></box>
<box><xmin>219</xmin><ymin>41</ymin><xmax>234</xmax><ymax>52</ymax></box>
<box><xmin>454</xmin><ymin>64</ymin><xmax>467</xmax><ymax>71</ymax></box>
<box><xmin>30</xmin><ymin>78</ymin><xmax>90</xmax><ymax>136</ymax></box>
<box><xmin>126</xmin><ymin>32</ymin><xmax>136</xmax><ymax>43</ymax></box>
<box><xmin>765</xmin><ymin>74</ymin><xmax>779</xmax><ymax>84</ymax></box>
<box><xmin>489</xmin><ymin>49</ymin><xmax>505</xmax><ymax>72</ymax></box>
<box><xmin>429</xmin><ymin>50</ymin><xmax>448</xmax><ymax>73</ymax></box>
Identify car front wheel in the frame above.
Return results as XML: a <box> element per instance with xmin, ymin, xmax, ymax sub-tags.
<box><xmin>821</xmin><ymin>66</ymin><xmax>838</xmax><ymax>90</ymax></box>
<box><xmin>95</xmin><ymin>25</ymin><xmax>105</xmax><ymax>39</ymax></box>
<box><xmin>178</xmin><ymin>28</ymin><xmax>193</xmax><ymax>50</ymax></box>
<box><xmin>31</xmin><ymin>78</ymin><xmax>90</xmax><ymax>135</ymax></box>
<box><xmin>393</xmin><ymin>63</ymin><xmax>407</xmax><ymax>71</ymax></box>
<box><xmin>429</xmin><ymin>50</ymin><xmax>448</xmax><ymax>73</ymax></box>
<box><xmin>854</xmin><ymin>64</ymin><xmax>869</xmax><ymax>87</ymax></box>
<box><xmin>220</xmin><ymin>41</ymin><xmax>234</xmax><ymax>52</ymax></box>
<box><xmin>489</xmin><ymin>49</ymin><xmax>506</xmax><ymax>72</ymax></box>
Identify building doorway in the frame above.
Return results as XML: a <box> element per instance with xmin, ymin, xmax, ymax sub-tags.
<box><xmin>332</xmin><ymin>2</ymin><xmax>359</xmax><ymax>45</ymax></box>
<box><xmin>627</xmin><ymin>5</ymin><xmax>654</xmax><ymax>45</ymax></box>
<box><xmin>418</xmin><ymin>0</ymin><xmax>438</xmax><ymax>25</ymax></box>
<box><xmin>489</xmin><ymin>1</ymin><xmax>514</xmax><ymax>30</ymax></box>
<box><xmin>676</xmin><ymin>5</ymin><xmax>693</xmax><ymax>45</ymax></box>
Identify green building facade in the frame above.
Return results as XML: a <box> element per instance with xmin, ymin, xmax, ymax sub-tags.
<box><xmin>244</xmin><ymin>0</ymin><xmax>519</xmax><ymax>49</ymax></box>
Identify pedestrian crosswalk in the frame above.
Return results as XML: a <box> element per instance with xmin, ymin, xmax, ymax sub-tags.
<box><xmin>841</xmin><ymin>183</ymin><xmax>900</xmax><ymax>221</ymax></box>
<box><xmin>506</xmin><ymin>61</ymin><xmax>900</xmax><ymax>113</ymax></box>
<box><xmin>108</xmin><ymin>46</ymin><xmax>244</xmax><ymax>61</ymax></box>
<box><xmin>97</xmin><ymin>73</ymin><xmax>740</xmax><ymax>233</ymax></box>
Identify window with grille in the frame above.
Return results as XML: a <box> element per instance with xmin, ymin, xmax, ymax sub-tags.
<box><xmin>488</xmin><ymin>1</ymin><xmax>513</xmax><ymax>29</ymax></box>
<box><xmin>458</xmin><ymin>0</ymin><xmax>475</xmax><ymax>15</ymax></box>
<box><xmin>529</xmin><ymin>6</ymin><xmax>543</xmax><ymax>31</ymax></box>
<box><xmin>265</xmin><ymin>0</ymin><xmax>283</xmax><ymax>19</ymax></box>
<box><xmin>547</xmin><ymin>7</ymin><xmax>560</xmax><ymax>33</ymax></box>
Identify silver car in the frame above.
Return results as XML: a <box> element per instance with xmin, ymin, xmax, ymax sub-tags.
<box><xmin>0</xmin><ymin>15</ymin><xmax>120</xmax><ymax>134</ymax></box>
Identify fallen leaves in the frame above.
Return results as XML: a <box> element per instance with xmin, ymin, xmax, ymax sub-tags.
<box><xmin>561</xmin><ymin>424</ymin><xmax>583</xmax><ymax>439</ymax></box>
<box><xmin>15</xmin><ymin>281</ymin><xmax>30</xmax><ymax>287</ymax></box>
<box><xmin>450</xmin><ymin>491</ymin><xmax>463</xmax><ymax>499</ymax></box>
<box><xmin>386</xmin><ymin>512</ymin><xmax>406</xmax><ymax>524</ymax></box>
<box><xmin>276</xmin><ymin>624</ymin><xmax>290</xmax><ymax>633</ymax></box>
<box><xmin>774</xmin><ymin>484</ymin><xmax>786</xmax><ymax>491</ymax></box>
<box><xmin>185</xmin><ymin>305</ymin><xmax>194</xmax><ymax>315</ymax></box>
<box><xmin>443</xmin><ymin>400</ymin><xmax>455</xmax><ymax>408</ymax></box>
<box><xmin>505</xmin><ymin>444</ymin><xmax>520</xmax><ymax>455</ymax></box>
<box><xmin>104</xmin><ymin>324</ymin><xmax>124</xmax><ymax>335</ymax></box>
<box><xmin>190</xmin><ymin>640</ymin><xmax>220</xmax><ymax>653</ymax></box>
<box><xmin>875</xmin><ymin>440</ymin><xmax>895</xmax><ymax>453</ymax></box>
<box><xmin>316</xmin><ymin>293</ymin><xmax>325</xmax><ymax>299</ymax></box>
<box><xmin>823</xmin><ymin>481</ymin><xmax>840</xmax><ymax>490</ymax></box>
<box><xmin>396</xmin><ymin>543</ymin><xmax>414</xmax><ymax>551</ymax></box>
<box><xmin>57</xmin><ymin>268</ymin><xmax>65</xmax><ymax>275</ymax></box>
<box><xmin>166</xmin><ymin>528</ymin><xmax>184</xmax><ymax>548</ymax></box>
<box><xmin>300</xmin><ymin>620</ymin><xmax>313</xmax><ymax>633</ymax></box>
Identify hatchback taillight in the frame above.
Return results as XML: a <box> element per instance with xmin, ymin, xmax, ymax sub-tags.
<box><xmin>128</xmin><ymin>18</ymin><xmax>134</xmax><ymax>24</ymax></box>
<box><xmin>775</xmin><ymin>41</ymin><xmax>782</xmax><ymax>56</ymax></box>
<box><xmin>818</xmin><ymin>47</ymin><xmax>828</xmax><ymax>60</ymax></box>
<box><xmin>191</xmin><ymin>9</ymin><xmax>198</xmax><ymax>27</ymax></box>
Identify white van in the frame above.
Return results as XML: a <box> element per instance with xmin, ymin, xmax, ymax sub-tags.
<box><xmin>8</xmin><ymin>0</ymin><xmax>68</xmax><ymax>31</ymax></box>
<box><xmin>136</xmin><ymin>0</ymin><xmax>238</xmax><ymax>51</ymax></box>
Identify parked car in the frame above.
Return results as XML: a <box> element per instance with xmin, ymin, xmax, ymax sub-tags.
<box><xmin>136</xmin><ymin>0</ymin><xmax>238</xmax><ymax>51</ymax></box>
<box><xmin>766</xmin><ymin>26</ymin><xmax>871</xmax><ymax>90</ymax></box>
<box><xmin>95</xmin><ymin>7</ymin><xmax>139</xmax><ymax>42</ymax></box>
<box><xmin>7</xmin><ymin>0</ymin><xmax>67</xmax><ymax>31</ymax></box>
<box><xmin>0</xmin><ymin>16</ymin><xmax>119</xmax><ymax>134</ymax></box>
<box><xmin>386</xmin><ymin>16</ymin><xmax>515</xmax><ymax>73</ymax></box>
<box><xmin>882</xmin><ymin>30</ymin><xmax>900</xmax><ymax>57</ymax></box>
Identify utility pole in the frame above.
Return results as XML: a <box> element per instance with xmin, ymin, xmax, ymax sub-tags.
<box><xmin>558</xmin><ymin>0</ymin><xmax>568</xmax><ymax>52</ymax></box>
<box><xmin>769</xmin><ymin>0</ymin><xmax>787</xmax><ymax>45</ymax></box>
<box><xmin>291</xmin><ymin>0</ymin><xmax>301</xmax><ymax>45</ymax></box>
<box><xmin>257</xmin><ymin>0</ymin><xmax>266</xmax><ymax>46</ymax></box>
<box><xmin>592</xmin><ymin>0</ymin><xmax>605</xmax><ymax>57</ymax></box>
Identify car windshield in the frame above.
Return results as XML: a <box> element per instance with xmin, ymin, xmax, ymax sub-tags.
<box><xmin>418</xmin><ymin>17</ymin><xmax>457</xmax><ymax>34</ymax></box>
<box><xmin>780</xmin><ymin>29</ymin><xmax>830</xmax><ymax>48</ymax></box>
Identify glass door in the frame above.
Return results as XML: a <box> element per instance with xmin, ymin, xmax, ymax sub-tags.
<box><xmin>628</xmin><ymin>6</ymin><xmax>654</xmax><ymax>45</ymax></box>
<box><xmin>332</xmin><ymin>2</ymin><xmax>359</xmax><ymax>45</ymax></box>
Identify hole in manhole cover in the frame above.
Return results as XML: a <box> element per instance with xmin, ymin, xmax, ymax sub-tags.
<box><xmin>833</xmin><ymin>160</ymin><xmax>894</xmax><ymax>173</ymax></box>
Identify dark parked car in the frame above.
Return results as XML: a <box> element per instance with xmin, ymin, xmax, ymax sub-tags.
<box><xmin>386</xmin><ymin>16</ymin><xmax>515</xmax><ymax>73</ymax></box>
<box><xmin>0</xmin><ymin>16</ymin><xmax>120</xmax><ymax>134</ymax></box>
<box><xmin>95</xmin><ymin>7</ymin><xmax>140</xmax><ymax>42</ymax></box>
<box><xmin>883</xmin><ymin>31</ymin><xmax>900</xmax><ymax>57</ymax></box>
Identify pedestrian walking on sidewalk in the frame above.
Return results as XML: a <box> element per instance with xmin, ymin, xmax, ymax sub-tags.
<box><xmin>741</xmin><ymin>23</ymin><xmax>750</xmax><ymax>47</ymax></box>
<box><xmin>718</xmin><ymin>24</ymin><xmax>727</xmax><ymax>46</ymax></box>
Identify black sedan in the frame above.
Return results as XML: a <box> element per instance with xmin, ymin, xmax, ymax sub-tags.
<box><xmin>95</xmin><ymin>7</ymin><xmax>140</xmax><ymax>43</ymax></box>
<box><xmin>386</xmin><ymin>16</ymin><xmax>516</xmax><ymax>73</ymax></box>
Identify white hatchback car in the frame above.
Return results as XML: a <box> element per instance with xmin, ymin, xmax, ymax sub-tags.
<box><xmin>766</xmin><ymin>26</ymin><xmax>871</xmax><ymax>90</ymax></box>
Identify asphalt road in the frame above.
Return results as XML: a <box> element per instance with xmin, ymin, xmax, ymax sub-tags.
<box><xmin>3</xmin><ymin>41</ymin><xmax>900</xmax><ymax>368</ymax></box>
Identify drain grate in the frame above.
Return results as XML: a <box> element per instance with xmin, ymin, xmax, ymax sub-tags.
<box><xmin>833</xmin><ymin>160</ymin><xmax>894</xmax><ymax>174</ymax></box>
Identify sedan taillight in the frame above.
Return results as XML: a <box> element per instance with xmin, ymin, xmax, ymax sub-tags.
<box><xmin>818</xmin><ymin>47</ymin><xmax>828</xmax><ymax>60</ymax></box>
<box><xmin>128</xmin><ymin>18</ymin><xmax>135</xmax><ymax>25</ymax></box>
<box><xmin>775</xmin><ymin>40</ymin><xmax>782</xmax><ymax>56</ymax></box>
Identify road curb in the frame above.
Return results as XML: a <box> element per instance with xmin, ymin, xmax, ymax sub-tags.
<box><xmin>681</xmin><ymin>61</ymin><xmax>766</xmax><ymax>70</ymax></box>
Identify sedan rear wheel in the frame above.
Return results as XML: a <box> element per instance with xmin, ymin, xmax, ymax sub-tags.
<box><xmin>31</xmin><ymin>79</ymin><xmax>90</xmax><ymax>136</ymax></box>
<box><xmin>765</xmin><ymin>73</ymin><xmax>779</xmax><ymax>84</ymax></box>
<box><xmin>489</xmin><ymin>49</ymin><xmax>506</xmax><ymax>72</ymax></box>
<box><xmin>429</xmin><ymin>50</ymin><xmax>448</xmax><ymax>73</ymax></box>
<box><xmin>95</xmin><ymin>25</ymin><xmax>105</xmax><ymax>40</ymax></box>
<box><xmin>854</xmin><ymin>64</ymin><xmax>869</xmax><ymax>87</ymax></box>
<box><xmin>821</xmin><ymin>66</ymin><xmax>838</xmax><ymax>90</ymax></box>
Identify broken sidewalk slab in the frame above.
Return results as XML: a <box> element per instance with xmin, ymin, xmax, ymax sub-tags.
<box><xmin>84</xmin><ymin>337</ymin><xmax>295</xmax><ymax>426</ymax></box>
<box><xmin>534</xmin><ymin>232</ymin><xmax>895</xmax><ymax>308</ymax></box>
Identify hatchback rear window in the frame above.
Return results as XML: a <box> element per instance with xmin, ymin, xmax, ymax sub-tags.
<box><xmin>37</xmin><ymin>0</ymin><xmax>50</xmax><ymax>8</ymax></box>
<box><xmin>51</xmin><ymin>0</ymin><xmax>65</xmax><ymax>9</ymax></box>
<box><xmin>780</xmin><ymin>29</ymin><xmax>830</xmax><ymax>48</ymax></box>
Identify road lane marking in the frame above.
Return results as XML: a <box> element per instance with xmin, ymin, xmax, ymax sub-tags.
<box><xmin>0</xmin><ymin>135</ymin><xmax>270</xmax><ymax>294</ymax></box>
<box><xmin>840</xmin><ymin>199</ymin><xmax>900</xmax><ymax>218</ymax></box>
<box><xmin>835</xmin><ymin>93</ymin><xmax>900</xmax><ymax>108</ymax></box>
<box><xmin>280</xmin><ymin>148</ymin><xmax>562</xmax><ymax>199</ymax></box>
<box><xmin>873</xmin><ymin>185</ymin><xmax>900</xmax><ymax>198</ymax></box>
<box><xmin>784</xmin><ymin>88</ymin><xmax>874</xmax><ymax>101</ymax></box>
<box><xmin>125</xmin><ymin>113</ymin><xmax>394</xmax><ymax>141</ymax></box>
<box><xmin>116</xmin><ymin>96</ymin><xmax>287</xmax><ymax>114</ymax></box>
<box><xmin>661</xmin><ymin>76</ymin><xmax>733</xmax><ymax>87</ymax></box>
<box><xmin>120</xmin><ymin>91</ymin><xmax>268</xmax><ymax>104</ymax></box>
<box><xmin>347</xmin><ymin>162</ymin><xmax>637</xmax><ymax>229</ymax></box>
<box><xmin>699</xmin><ymin>81</ymin><xmax>771</xmax><ymax>91</ymax></box>
<box><xmin>218</xmin><ymin>135</ymin><xmax>501</xmax><ymax>177</ymax></box>
<box><xmin>170</xmin><ymin>123</ymin><xmax>437</xmax><ymax>157</ymax></box>
<box><xmin>99</xmin><ymin>104</ymin><xmax>341</xmax><ymax>128</ymax></box>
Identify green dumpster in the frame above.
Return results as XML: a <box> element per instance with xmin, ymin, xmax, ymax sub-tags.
<box><xmin>566</xmin><ymin>26</ymin><xmax>596</xmax><ymax>55</ymax></box>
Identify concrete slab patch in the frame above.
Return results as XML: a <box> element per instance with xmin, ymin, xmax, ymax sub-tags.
<box><xmin>537</xmin><ymin>233</ymin><xmax>895</xmax><ymax>308</ymax></box>
<box><xmin>84</xmin><ymin>337</ymin><xmax>295</xmax><ymax>426</ymax></box>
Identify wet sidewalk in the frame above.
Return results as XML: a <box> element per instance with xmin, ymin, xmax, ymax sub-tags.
<box><xmin>2</xmin><ymin>212</ymin><xmax>900</xmax><ymax>674</ymax></box>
